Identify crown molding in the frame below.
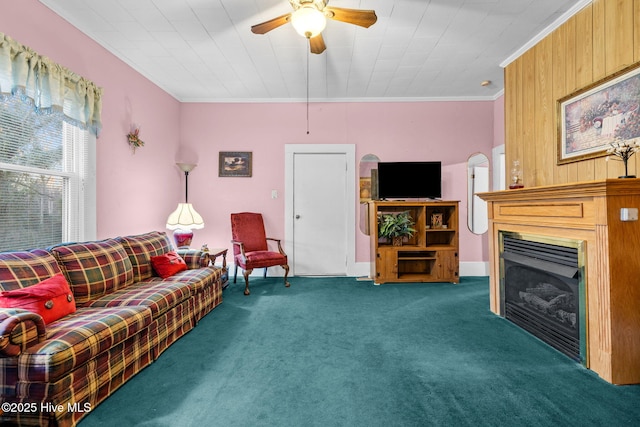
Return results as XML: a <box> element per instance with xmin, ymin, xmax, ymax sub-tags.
<box><xmin>178</xmin><ymin>94</ymin><xmax>503</xmax><ymax>104</ymax></box>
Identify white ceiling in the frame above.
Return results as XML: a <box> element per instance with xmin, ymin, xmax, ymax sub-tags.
<box><xmin>38</xmin><ymin>0</ymin><xmax>587</xmax><ymax>102</ymax></box>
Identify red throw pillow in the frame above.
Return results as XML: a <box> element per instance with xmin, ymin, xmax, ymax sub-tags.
<box><xmin>0</xmin><ymin>274</ymin><xmax>76</xmax><ymax>324</ymax></box>
<box><xmin>150</xmin><ymin>251</ymin><xmax>187</xmax><ymax>279</ymax></box>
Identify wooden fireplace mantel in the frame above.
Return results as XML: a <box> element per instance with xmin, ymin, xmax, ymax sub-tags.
<box><xmin>479</xmin><ymin>179</ymin><xmax>640</xmax><ymax>385</ymax></box>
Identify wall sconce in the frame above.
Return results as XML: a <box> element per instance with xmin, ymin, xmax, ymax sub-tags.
<box><xmin>127</xmin><ymin>125</ymin><xmax>144</xmax><ymax>152</ymax></box>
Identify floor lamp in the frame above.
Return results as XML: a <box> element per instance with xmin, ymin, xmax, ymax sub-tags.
<box><xmin>166</xmin><ymin>163</ymin><xmax>204</xmax><ymax>248</ymax></box>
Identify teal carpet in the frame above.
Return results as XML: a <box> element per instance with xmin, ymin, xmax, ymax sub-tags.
<box><xmin>79</xmin><ymin>277</ymin><xmax>640</xmax><ymax>426</ymax></box>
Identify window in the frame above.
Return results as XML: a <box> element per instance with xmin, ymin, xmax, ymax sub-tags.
<box><xmin>0</xmin><ymin>94</ymin><xmax>96</xmax><ymax>251</ymax></box>
<box><xmin>0</xmin><ymin>32</ymin><xmax>101</xmax><ymax>252</ymax></box>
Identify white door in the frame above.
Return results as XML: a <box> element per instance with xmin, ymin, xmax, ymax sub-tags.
<box><xmin>285</xmin><ymin>145</ymin><xmax>356</xmax><ymax>276</ymax></box>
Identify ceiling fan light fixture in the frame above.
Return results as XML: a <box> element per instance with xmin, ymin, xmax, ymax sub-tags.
<box><xmin>291</xmin><ymin>5</ymin><xmax>326</xmax><ymax>38</ymax></box>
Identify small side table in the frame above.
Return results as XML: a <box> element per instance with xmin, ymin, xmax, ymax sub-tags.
<box><xmin>206</xmin><ymin>248</ymin><xmax>229</xmax><ymax>289</ymax></box>
<box><xmin>207</xmin><ymin>248</ymin><xmax>227</xmax><ymax>269</ymax></box>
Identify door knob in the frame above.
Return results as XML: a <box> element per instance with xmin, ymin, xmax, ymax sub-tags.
<box><xmin>295</xmin><ymin>215</ymin><xmax>301</xmax><ymax>219</ymax></box>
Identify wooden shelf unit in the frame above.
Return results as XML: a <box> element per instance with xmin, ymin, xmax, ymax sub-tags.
<box><xmin>369</xmin><ymin>200</ymin><xmax>459</xmax><ymax>284</ymax></box>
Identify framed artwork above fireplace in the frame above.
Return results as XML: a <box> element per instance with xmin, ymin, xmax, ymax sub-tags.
<box><xmin>557</xmin><ymin>61</ymin><xmax>640</xmax><ymax>164</ymax></box>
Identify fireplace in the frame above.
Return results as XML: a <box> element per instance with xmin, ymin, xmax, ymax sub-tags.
<box><xmin>480</xmin><ymin>180</ymin><xmax>640</xmax><ymax>384</ymax></box>
<box><xmin>500</xmin><ymin>231</ymin><xmax>587</xmax><ymax>364</ymax></box>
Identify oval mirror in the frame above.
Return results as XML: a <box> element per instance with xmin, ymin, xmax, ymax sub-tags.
<box><xmin>359</xmin><ymin>154</ymin><xmax>380</xmax><ymax>235</ymax></box>
<box><xmin>467</xmin><ymin>153</ymin><xmax>489</xmax><ymax>234</ymax></box>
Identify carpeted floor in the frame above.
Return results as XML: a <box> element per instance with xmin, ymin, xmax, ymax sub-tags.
<box><xmin>79</xmin><ymin>276</ymin><xmax>640</xmax><ymax>426</ymax></box>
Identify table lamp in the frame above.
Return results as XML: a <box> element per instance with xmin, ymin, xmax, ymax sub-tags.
<box><xmin>166</xmin><ymin>163</ymin><xmax>204</xmax><ymax>248</ymax></box>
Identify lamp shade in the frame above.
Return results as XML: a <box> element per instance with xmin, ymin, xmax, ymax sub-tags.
<box><xmin>166</xmin><ymin>203</ymin><xmax>204</xmax><ymax>230</ymax></box>
<box><xmin>291</xmin><ymin>5</ymin><xmax>327</xmax><ymax>38</ymax></box>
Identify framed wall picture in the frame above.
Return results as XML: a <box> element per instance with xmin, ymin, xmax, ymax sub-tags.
<box><xmin>557</xmin><ymin>61</ymin><xmax>640</xmax><ymax>164</ymax></box>
<box><xmin>359</xmin><ymin>177</ymin><xmax>372</xmax><ymax>202</ymax></box>
<box><xmin>219</xmin><ymin>151</ymin><xmax>252</xmax><ymax>177</ymax></box>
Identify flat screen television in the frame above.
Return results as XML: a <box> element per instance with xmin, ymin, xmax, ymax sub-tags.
<box><xmin>377</xmin><ymin>161</ymin><xmax>442</xmax><ymax>200</ymax></box>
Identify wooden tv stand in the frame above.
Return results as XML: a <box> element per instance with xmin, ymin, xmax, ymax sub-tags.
<box><xmin>369</xmin><ymin>200</ymin><xmax>459</xmax><ymax>284</ymax></box>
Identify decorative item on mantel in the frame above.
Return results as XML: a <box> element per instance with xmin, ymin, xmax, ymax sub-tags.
<box><xmin>509</xmin><ymin>160</ymin><xmax>524</xmax><ymax>189</ymax></box>
<box><xmin>127</xmin><ymin>125</ymin><xmax>144</xmax><ymax>153</ymax></box>
<box><xmin>607</xmin><ymin>137</ymin><xmax>640</xmax><ymax>178</ymax></box>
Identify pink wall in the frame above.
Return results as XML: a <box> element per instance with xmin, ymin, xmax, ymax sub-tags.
<box><xmin>180</xmin><ymin>101</ymin><xmax>495</xmax><ymax>263</ymax></box>
<box><xmin>2</xmin><ymin>0</ymin><xmax>182</xmax><ymax>239</ymax></box>
<box><xmin>494</xmin><ymin>94</ymin><xmax>505</xmax><ymax>147</ymax></box>
<box><xmin>5</xmin><ymin>0</ymin><xmax>500</xmax><ymax>267</ymax></box>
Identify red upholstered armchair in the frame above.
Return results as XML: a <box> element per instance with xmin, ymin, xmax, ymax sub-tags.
<box><xmin>230</xmin><ymin>212</ymin><xmax>290</xmax><ymax>295</ymax></box>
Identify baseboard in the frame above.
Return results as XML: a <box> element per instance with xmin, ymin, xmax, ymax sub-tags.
<box><xmin>354</xmin><ymin>261</ymin><xmax>489</xmax><ymax>279</ymax></box>
<box><xmin>352</xmin><ymin>262</ymin><xmax>371</xmax><ymax>278</ymax></box>
<box><xmin>227</xmin><ymin>262</ymin><xmax>489</xmax><ymax>278</ymax></box>
<box><xmin>226</xmin><ymin>264</ymin><xmax>286</xmax><ymax>278</ymax></box>
<box><xmin>459</xmin><ymin>262</ymin><xmax>490</xmax><ymax>277</ymax></box>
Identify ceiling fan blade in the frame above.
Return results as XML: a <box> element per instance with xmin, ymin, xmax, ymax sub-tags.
<box><xmin>309</xmin><ymin>33</ymin><xmax>326</xmax><ymax>54</ymax></box>
<box><xmin>325</xmin><ymin>7</ymin><xmax>377</xmax><ymax>28</ymax></box>
<box><xmin>251</xmin><ymin>13</ymin><xmax>292</xmax><ymax>34</ymax></box>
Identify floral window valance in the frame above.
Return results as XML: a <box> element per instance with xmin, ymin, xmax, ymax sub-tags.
<box><xmin>0</xmin><ymin>33</ymin><xmax>102</xmax><ymax>135</ymax></box>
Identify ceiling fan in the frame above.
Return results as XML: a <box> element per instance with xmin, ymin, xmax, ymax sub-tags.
<box><xmin>251</xmin><ymin>0</ymin><xmax>377</xmax><ymax>54</ymax></box>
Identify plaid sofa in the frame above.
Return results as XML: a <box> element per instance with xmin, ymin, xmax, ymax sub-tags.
<box><xmin>0</xmin><ymin>231</ymin><xmax>226</xmax><ymax>426</ymax></box>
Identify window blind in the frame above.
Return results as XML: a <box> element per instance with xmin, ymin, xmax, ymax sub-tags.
<box><xmin>0</xmin><ymin>94</ymin><xmax>91</xmax><ymax>251</ymax></box>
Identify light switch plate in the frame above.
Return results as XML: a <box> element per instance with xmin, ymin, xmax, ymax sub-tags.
<box><xmin>620</xmin><ymin>208</ymin><xmax>639</xmax><ymax>221</ymax></box>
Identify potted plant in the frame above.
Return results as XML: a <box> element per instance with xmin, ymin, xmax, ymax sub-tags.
<box><xmin>378</xmin><ymin>211</ymin><xmax>416</xmax><ymax>246</ymax></box>
<box><xmin>607</xmin><ymin>137</ymin><xmax>640</xmax><ymax>178</ymax></box>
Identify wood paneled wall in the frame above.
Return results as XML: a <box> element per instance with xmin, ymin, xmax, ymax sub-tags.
<box><xmin>505</xmin><ymin>0</ymin><xmax>640</xmax><ymax>187</ymax></box>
